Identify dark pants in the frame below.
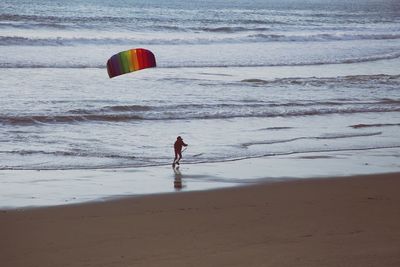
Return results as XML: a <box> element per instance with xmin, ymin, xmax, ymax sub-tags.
<box><xmin>174</xmin><ymin>150</ymin><xmax>182</xmax><ymax>163</ymax></box>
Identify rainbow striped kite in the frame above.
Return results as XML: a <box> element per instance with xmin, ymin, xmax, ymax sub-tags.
<box><xmin>107</xmin><ymin>48</ymin><xmax>156</xmax><ymax>78</ymax></box>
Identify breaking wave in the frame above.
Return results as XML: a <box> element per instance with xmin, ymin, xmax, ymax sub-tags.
<box><xmin>2</xmin><ymin>32</ymin><xmax>400</xmax><ymax>47</ymax></box>
<box><xmin>350</xmin><ymin>123</ymin><xmax>400</xmax><ymax>129</ymax></box>
<box><xmin>1</xmin><ymin>102</ymin><xmax>399</xmax><ymax>126</ymax></box>
<box><xmin>0</xmin><ymin>114</ymin><xmax>144</xmax><ymax>125</ymax></box>
<box><xmin>0</xmin><ymin>149</ymin><xmax>137</xmax><ymax>160</ymax></box>
<box><xmin>2</xmin><ymin>52</ymin><xmax>400</xmax><ymax>69</ymax></box>
<box><xmin>249</xmin><ymin>33</ymin><xmax>400</xmax><ymax>42</ymax></box>
<box><xmin>241</xmin><ymin>74</ymin><xmax>400</xmax><ymax>86</ymax></box>
<box><xmin>241</xmin><ymin>132</ymin><xmax>383</xmax><ymax>147</ymax></box>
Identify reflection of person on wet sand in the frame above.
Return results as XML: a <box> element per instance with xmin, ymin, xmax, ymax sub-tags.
<box><xmin>172</xmin><ymin>136</ymin><xmax>188</xmax><ymax>168</ymax></box>
<box><xmin>173</xmin><ymin>167</ymin><xmax>183</xmax><ymax>190</ymax></box>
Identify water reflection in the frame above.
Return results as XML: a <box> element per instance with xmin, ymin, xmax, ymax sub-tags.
<box><xmin>173</xmin><ymin>166</ymin><xmax>183</xmax><ymax>190</ymax></box>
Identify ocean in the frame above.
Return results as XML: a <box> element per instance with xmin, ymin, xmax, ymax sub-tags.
<box><xmin>1</xmin><ymin>0</ymin><xmax>400</xmax><ymax>207</ymax></box>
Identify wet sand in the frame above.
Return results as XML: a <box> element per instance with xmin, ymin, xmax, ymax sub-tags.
<box><xmin>1</xmin><ymin>172</ymin><xmax>400</xmax><ymax>267</ymax></box>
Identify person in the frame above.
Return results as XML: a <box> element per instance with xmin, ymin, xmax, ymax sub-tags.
<box><xmin>173</xmin><ymin>136</ymin><xmax>188</xmax><ymax>167</ymax></box>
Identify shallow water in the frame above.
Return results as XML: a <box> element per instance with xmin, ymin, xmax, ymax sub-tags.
<box><xmin>1</xmin><ymin>147</ymin><xmax>399</xmax><ymax>209</ymax></box>
<box><xmin>1</xmin><ymin>65</ymin><xmax>399</xmax><ymax>170</ymax></box>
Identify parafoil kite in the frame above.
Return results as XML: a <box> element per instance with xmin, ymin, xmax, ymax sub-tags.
<box><xmin>107</xmin><ymin>48</ymin><xmax>156</xmax><ymax>78</ymax></box>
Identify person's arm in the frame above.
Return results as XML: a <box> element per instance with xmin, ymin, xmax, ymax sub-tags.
<box><xmin>182</xmin><ymin>141</ymin><xmax>188</xmax><ymax>147</ymax></box>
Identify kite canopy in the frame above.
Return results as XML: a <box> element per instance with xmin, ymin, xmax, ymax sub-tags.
<box><xmin>107</xmin><ymin>48</ymin><xmax>156</xmax><ymax>78</ymax></box>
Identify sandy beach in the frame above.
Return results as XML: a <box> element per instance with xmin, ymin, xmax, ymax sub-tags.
<box><xmin>1</xmin><ymin>172</ymin><xmax>399</xmax><ymax>267</ymax></box>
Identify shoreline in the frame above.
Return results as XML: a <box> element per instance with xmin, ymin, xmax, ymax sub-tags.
<box><xmin>3</xmin><ymin>143</ymin><xmax>400</xmax><ymax>171</ymax></box>
<box><xmin>1</xmin><ymin>172</ymin><xmax>400</xmax><ymax>266</ymax></box>
<box><xmin>8</xmin><ymin>171</ymin><xmax>399</xmax><ymax>212</ymax></box>
<box><xmin>1</xmin><ymin>147</ymin><xmax>400</xmax><ymax>210</ymax></box>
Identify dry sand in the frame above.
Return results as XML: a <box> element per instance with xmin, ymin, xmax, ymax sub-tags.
<box><xmin>1</xmin><ymin>172</ymin><xmax>400</xmax><ymax>267</ymax></box>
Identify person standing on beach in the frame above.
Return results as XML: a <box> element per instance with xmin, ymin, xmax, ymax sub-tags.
<box><xmin>173</xmin><ymin>136</ymin><xmax>188</xmax><ymax>167</ymax></box>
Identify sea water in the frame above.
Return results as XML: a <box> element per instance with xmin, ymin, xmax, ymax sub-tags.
<box><xmin>1</xmin><ymin>0</ymin><xmax>400</xmax><ymax>207</ymax></box>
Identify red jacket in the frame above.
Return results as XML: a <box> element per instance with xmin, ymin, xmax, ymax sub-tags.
<box><xmin>174</xmin><ymin>139</ymin><xmax>187</xmax><ymax>152</ymax></box>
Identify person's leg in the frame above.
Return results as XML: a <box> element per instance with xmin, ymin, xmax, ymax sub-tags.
<box><xmin>176</xmin><ymin>152</ymin><xmax>182</xmax><ymax>164</ymax></box>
